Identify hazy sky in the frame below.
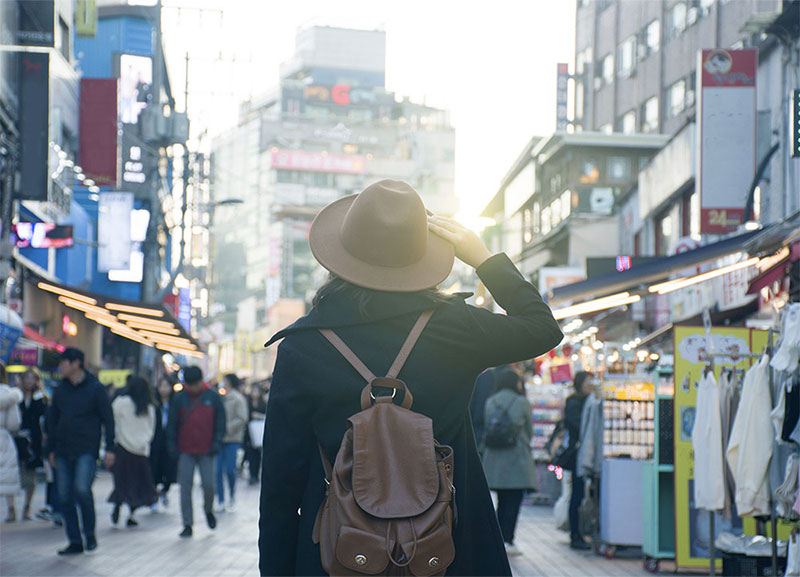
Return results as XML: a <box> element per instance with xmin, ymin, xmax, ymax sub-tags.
<box><xmin>162</xmin><ymin>0</ymin><xmax>576</xmax><ymax>220</ymax></box>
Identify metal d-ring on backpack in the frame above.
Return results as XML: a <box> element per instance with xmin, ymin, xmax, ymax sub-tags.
<box><xmin>312</xmin><ymin>310</ymin><xmax>457</xmax><ymax>577</ymax></box>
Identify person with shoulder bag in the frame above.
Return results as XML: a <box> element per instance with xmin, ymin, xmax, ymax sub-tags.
<box><xmin>259</xmin><ymin>180</ymin><xmax>563</xmax><ymax>576</ymax></box>
<box><xmin>481</xmin><ymin>368</ymin><xmax>536</xmax><ymax>558</ymax></box>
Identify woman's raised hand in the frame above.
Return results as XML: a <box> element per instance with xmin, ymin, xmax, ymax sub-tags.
<box><xmin>428</xmin><ymin>215</ymin><xmax>493</xmax><ymax>270</ymax></box>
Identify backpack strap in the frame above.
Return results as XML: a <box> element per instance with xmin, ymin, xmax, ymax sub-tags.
<box><xmin>319</xmin><ymin>329</ymin><xmax>377</xmax><ymax>383</ymax></box>
<box><xmin>385</xmin><ymin>310</ymin><xmax>434</xmax><ymax>379</ymax></box>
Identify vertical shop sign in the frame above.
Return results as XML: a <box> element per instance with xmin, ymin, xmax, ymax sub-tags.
<box><xmin>0</xmin><ymin>323</ymin><xmax>22</xmax><ymax>363</ymax></box>
<box><xmin>697</xmin><ymin>49</ymin><xmax>757</xmax><ymax>233</ymax></box>
<box><xmin>80</xmin><ymin>79</ymin><xmax>118</xmax><ymax>186</ymax></box>
<box><xmin>75</xmin><ymin>0</ymin><xmax>97</xmax><ymax>37</ymax></box>
<box><xmin>17</xmin><ymin>53</ymin><xmax>49</xmax><ymax>201</ymax></box>
<box><xmin>178</xmin><ymin>288</ymin><xmax>191</xmax><ymax>331</ymax></box>
<box><xmin>98</xmin><ymin>192</ymin><xmax>133</xmax><ymax>271</ymax></box>
<box><xmin>673</xmin><ymin>326</ymin><xmax>763</xmax><ymax>570</ymax></box>
<box><xmin>556</xmin><ymin>63</ymin><xmax>569</xmax><ymax>131</ymax></box>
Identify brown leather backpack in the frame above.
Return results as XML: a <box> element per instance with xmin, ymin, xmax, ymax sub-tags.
<box><xmin>312</xmin><ymin>310</ymin><xmax>456</xmax><ymax>576</ymax></box>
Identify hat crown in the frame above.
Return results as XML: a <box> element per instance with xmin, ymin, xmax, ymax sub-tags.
<box><xmin>340</xmin><ymin>180</ymin><xmax>427</xmax><ymax>268</ymax></box>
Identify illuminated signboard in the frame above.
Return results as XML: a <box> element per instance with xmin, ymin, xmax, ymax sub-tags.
<box><xmin>12</xmin><ymin>223</ymin><xmax>74</xmax><ymax>248</ymax></box>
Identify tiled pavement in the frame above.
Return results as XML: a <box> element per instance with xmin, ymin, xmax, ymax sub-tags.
<box><xmin>1</xmin><ymin>471</ymin><xmax>654</xmax><ymax>576</ymax></box>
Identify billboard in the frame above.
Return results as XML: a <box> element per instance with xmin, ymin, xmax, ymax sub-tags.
<box><xmin>270</xmin><ymin>149</ymin><xmax>366</xmax><ymax>174</ymax></box>
<box><xmin>98</xmin><ymin>193</ymin><xmax>133</xmax><ymax>272</ymax></box>
<box><xmin>118</xmin><ymin>54</ymin><xmax>152</xmax><ymax>124</ymax></box>
<box><xmin>697</xmin><ymin>49</ymin><xmax>757</xmax><ymax>233</ymax></box>
<box><xmin>17</xmin><ymin>53</ymin><xmax>49</xmax><ymax>201</ymax></box>
<box><xmin>12</xmin><ymin>223</ymin><xmax>73</xmax><ymax>249</ymax></box>
<box><xmin>17</xmin><ymin>0</ymin><xmax>54</xmax><ymax>47</ymax></box>
<box><xmin>80</xmin><ymin>79</ymin><xmax>118</xmax><ymax>187</ymax></box>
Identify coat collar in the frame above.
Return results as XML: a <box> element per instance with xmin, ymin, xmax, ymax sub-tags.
<box><xmin>264</xmin><ymin>290</ymin><xmax>472</xmax><ymax>348</ymax></box>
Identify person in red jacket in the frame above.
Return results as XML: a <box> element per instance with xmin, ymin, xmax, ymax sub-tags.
<box><xmin>167</xmin><ymin>366</ymin><xmax>225</xmax><ymax>538</ymax></box>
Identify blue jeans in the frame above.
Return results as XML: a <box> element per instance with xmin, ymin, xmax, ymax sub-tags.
<box><xmin>216</xmin><ymin>443</ymin><xmax>240</xmax><ymax>504</ymax></box>
<box><xmin>55</xmin><ymin>454</ymin><xmax>97</xmax><ymax>546</ymax></box>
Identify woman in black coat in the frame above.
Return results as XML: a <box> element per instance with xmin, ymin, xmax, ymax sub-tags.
<box><xmin>259</xmin><ymin>180</ymin><xmax>563</xmax><ymax>576</ymax></box>
<box><xmin>563</xmin><ymin>371</ymin><xmax>591</xmax><ymax>549</ymax></box>
<box><xmin>150</xmin><ymin>377</ymin><xmax>177</xmax><ymax>505</ymax></box>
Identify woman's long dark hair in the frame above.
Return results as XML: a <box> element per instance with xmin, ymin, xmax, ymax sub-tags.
<box><xmin>493</xmin><ymin>367</ymin><xmax>523</xmax><ymax>395</ymax></box>
<box><xmin>312</xmin><ymin>274</ymin><xmax>453</xmax><ymax>319</ymax></box>
<box><xmin>125</xmin><ymin>375</ymin><xmax>153</xmax><ymax>416</ymax></box>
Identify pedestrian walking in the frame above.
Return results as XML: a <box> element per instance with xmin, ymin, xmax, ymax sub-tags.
<box><xmin>563</xmin><ymin>371</ymin><xmax>592</xmax><ymax>550</ymax></box>
<box><xmin>17</xmin><ymin>368</ymin><xmax>48</xmax><ymax>521</ymax></box>
<box><xmin>47</xmin><ymin>347</ymin><xmax>115</xmax><ymax>555</ymax></box>
<box><xmin>150</xmin><ymin>377</ymin><xmax>177</xmax><ymax>507</ymax></box>
<box><xmin>244</xmin><ymin>383</ymin><xmax>267</xmax><ymax>486</ymax></box>
<box><xmin>109</xmin><ymin>375</ymin><xmax>157</xmax><ymax>527</ymax></box>
<box><xmin>0</xmin><ymin>362</ymin><xmax>23</xmax><ymax>523</ymax></box>
<box><xmin>259</xmin><ymin>180</ymin><xmax>562</xmax><ymax>576</ymax></box>
<box><xmin>481</xmin><ymin>367</ymin><xmax>537</xmax><ymax>557</ymax></box>
<box><xmin>167</xmin><ymin>366</ymin><xmax>225</xmax><ymax>538</ymax></box>
<box><xmin>216</xmin><ymin>373</ymin><xmax>247</xmax><ymax>512</ymax></box>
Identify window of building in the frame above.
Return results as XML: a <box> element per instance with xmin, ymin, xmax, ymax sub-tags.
<box><xmin>645</xmin><ymin>20</ymin><xmax>661</xmax><ymax>55</ymax></box>
<box><xmin>686</xmin><ymin>72</ymin><xmax>696</xmax><ymax>107</ymax></box>
<box><xmin>602</xmin><ymin>53</ymin><xmax>614</xmax><ymax>85</ymax></box>
<box><xmin>575</xmin><ymin>81</ymin><xmax>585</xmax><ymax>121</ymax></box>
<box><xmin>669</xmin><ymin>2</ymin><xmax>687</xmax><ymax>39</ymax></box>
<box><xmin>59</xmin><ymin>16</ymin><xmax>69</xmax><ymax>60</ymax></box>
<box><xmin>699</xmin><ymin>0</ymin><xmax>715</xmax><ymax>15</ymax></box>
<box><xmin>600</xmin><ymin>123</ymin><xmax>613</xmax><ymax>134</ymax></box>
<box><xmin>551</xmin><ymin>198</ymin><xmax>562</xmax><ymax>228</ymax></box>
<box><xmin>642</xmin><ymin>96</ymin><xmax>659</xmax><ymax>133</ymax></box>
<box><xmin>690</xmin><ymin>191</ymin><xmax>701</xmax><ymax>238</ymax></box>
<box><xmin>541</xmin><ymin>206</ymin><xmax>552</xmax><ymax>235</ymax></box>
<box><xmin>579</xmin><ymin>159</ymin><xmax>600</xmax><ymax>183</ymax></box>
<box><xmin>617</xmin><ymin>35</ymin><xmax>636</xmax><ymax>78</ymax></box>
<box><xmin>622</xmin><ymin>110</ymin><xmax>637</xmax><ymax>134</ymax></box>
<box><xmin>607</xmin><ymin>157</ymin><xmax>631</xmax><ymax>182</ymax></box>
<box><xmin>523</xmin><ymin>208</ymin><xmax>532</xmax><ymax>243</ymax></box>
<box><xmin>668</xmin><ymin>79</ymin><xmax>686</xmax><ymax>118</ymax></box>
<box><xmin>533</xmin><ymin>202</ymin><xmax>540</xmax><ymax>235</ymax></box>
<box><xmin>560</xmin><ymin>190</ymin><xmax>572</xmax><ymax>220</ymax></box>
<box><xmin>550</xmin><ymin>174</ymin><xmax>562</xmax><ymax>194</ymax></box>
<box><xmin>656</xmin><ymin>212</ymin><xmax>673</xmax><ymax>256</ymax></box>
<box><xmin>687</xmin><ymin>5</ymin><xmax>699</xmax><ymax>26</ymax></box>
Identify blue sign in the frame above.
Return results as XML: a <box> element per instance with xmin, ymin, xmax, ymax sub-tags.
<box><xmin>178</xmin><ymin>288</ymin><xmax>191</xmax><ymax>331</ymax></box>
<box><xmin>0</xmin><ymin>323</ymin><xmax>23</xmax><ymax>363</ymax></box>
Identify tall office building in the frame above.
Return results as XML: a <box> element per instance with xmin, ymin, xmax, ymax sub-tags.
<box><xmin>211</xmin><ymin>26</ymin><xmax>457</xmax><ymax>362</ymax></box>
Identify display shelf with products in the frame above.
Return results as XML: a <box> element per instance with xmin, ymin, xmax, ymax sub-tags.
<box><xmin>602</xmin><ymin>377</ymin><xmax>656</xmax><ymax>460</ymax></box>
<box><xmin>525</xmin><ymin>380</ymin><xmax>570</xmax><ymax>462</ymax></box>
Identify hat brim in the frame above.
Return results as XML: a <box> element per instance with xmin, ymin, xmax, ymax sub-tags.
<box><xmin>309</xmin><ymin>195</ymin><xmax>455</xmax><ymax>292</ymax></box>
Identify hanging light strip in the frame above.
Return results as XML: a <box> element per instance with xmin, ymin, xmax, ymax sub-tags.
<box><xmin>105</xmin><ymin>303</ymin><xmax>165</xmax><ymax>317</ymax></box>
<box><xmin>136</xmin><ymin>330</ymin><xmax>197</xmax><ymax>348</ymax></box>
<box><xmin>123</xmin><ymin>320</ymin><xmax>181</xmax><ymax>336</ymax></box>
<box><xmin>110</xmin><ymin>327</ymin><xmax>154</xmax><ymax>348</ymax></box>
<box><xmin>648</xmin><ymin>257</ymin><xmax>760</xmax><ymax>295</ymax></box>
<box><xmin>552</xmin><ymin>292</ymin><xmax>640</xmax><ymax>320</ymax></box>
<box><xmin>59</xmin><ymin>296</ymin><xmax>116</xmax><ymax>318</ymax></box>
<box><xmin>39</xmin><ymin>282</ymin><xmax>97</xmax><ymax>305</ymax></box>
<box><xmin>116</xmin><ymin>314</ymin><xmax>177</xmax><ymax>330</ymax></box>
<box><xmin>155</xmin><ymin>344</ymin><xmax>204</xmax><ymax>359</ymax></box>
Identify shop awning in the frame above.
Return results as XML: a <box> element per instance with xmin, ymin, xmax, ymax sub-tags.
<box><xmin>546</xmin><ymin>228</ymin><xmax>767</xmax><ymax>306</ymax></box>
<box><xmin>32</xmin><ymin>278</ymin><xmax>203</xmax><ymax>359</ymax></box>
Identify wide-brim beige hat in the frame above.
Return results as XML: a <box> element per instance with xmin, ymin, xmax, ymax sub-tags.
<box><xmin>309</xmin><ymin>179</ymin><xmax>455</xmax><ymax>292</ymax></box>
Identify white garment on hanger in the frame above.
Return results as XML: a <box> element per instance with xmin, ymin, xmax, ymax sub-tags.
<box><xmin>771</xmin><ymin>380</ymin><xmax>786</xmax><ymax>442</ymax></box>
<box><xmin>693</xmin><ymin>371</ymin><xmax>725</xmax><ymax>511</ymax></box>
<box><xmin>727</xmin><ymin>355</ymin><xmax>774</xmax><ymax>517</ymax></box>
<box><xmin>772</xmin><ymin>303</ymin><xmax>800</xmax><ymax>372</ymax></box>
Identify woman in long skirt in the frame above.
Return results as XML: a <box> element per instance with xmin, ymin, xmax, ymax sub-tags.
<box><xmin>109</xmin><ymin>375</ymin><xmax>157</xmax><ymax>526</ymax></box>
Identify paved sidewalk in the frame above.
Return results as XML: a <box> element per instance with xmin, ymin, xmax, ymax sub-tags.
<box><xmin>1</xmin><ymin>471</ymin><xmax>652</xmax><ymax>576</ymax></box>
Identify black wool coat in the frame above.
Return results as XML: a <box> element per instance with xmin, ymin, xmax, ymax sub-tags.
<box><xmin>259</xmin><ymin>253</ymin><xmax>563</xmax><ymax>576</ymax></box>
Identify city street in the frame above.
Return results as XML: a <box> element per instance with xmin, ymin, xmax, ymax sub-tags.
<box><xmin>0</xmin><ymin>471</ymin><xmax>651</xmax><ymax>577</ymax></box>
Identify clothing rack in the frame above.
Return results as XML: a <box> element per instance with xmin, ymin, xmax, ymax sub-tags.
<box><xmin>698</xmin><ymin>328</ymin><xmax>779</xmax><ymax>576</ymax></box>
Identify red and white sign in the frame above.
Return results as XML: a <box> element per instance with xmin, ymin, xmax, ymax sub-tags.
<box><xmin>697</xmin><ymin>49</ymin><xmax>757</xmax><ymax>233</ymax></box>
<box><xmin>270</xmin><ymin>149</ymin><xmax>366</xmax><ymax>174</ymax></box>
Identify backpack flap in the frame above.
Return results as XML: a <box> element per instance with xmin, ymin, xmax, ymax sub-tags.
<box><xmin>335</xmin><ymin>525</ymin><xmax>392</xmax><ymax>574</ymax></box>
<box><xmin>350</xmin><ymin>403</ymin><xmax>439</xmax><ymax>518</ymax></box>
